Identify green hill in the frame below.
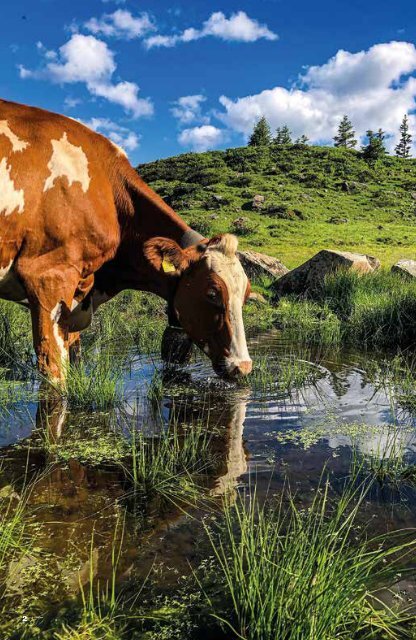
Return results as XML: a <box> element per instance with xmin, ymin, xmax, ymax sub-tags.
<box><xmin>138</xmin><ymin>145</ymin><xmax>416</xmax><ymax>268</ymax></box>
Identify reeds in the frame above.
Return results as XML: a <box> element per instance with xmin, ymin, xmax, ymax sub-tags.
<box><xmin>203</xmin><ymin>478</ymin><xmax>416</xmax><ymax>639</ymax></box>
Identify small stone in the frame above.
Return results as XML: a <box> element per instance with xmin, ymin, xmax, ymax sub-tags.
<box><xmin>391</xmin><ymin>259</ymin><xmax>416</xmax><ymax>279</ymax></box>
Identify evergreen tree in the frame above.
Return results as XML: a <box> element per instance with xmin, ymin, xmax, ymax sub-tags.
<box><xmin>295</xmin><ymin>134</ymin><xmax>309</xmax><ymax>145</ymax></box>
<box><xmin>274</xmin><ymin>125</ymin><xmax>292</xmax><ymax>145</ymax></box>
<box><xmin>395</xmin><ymin>114</ymin><xmax>412</xmax><ymax>158</ymax></box>
<box><xmin>362</xmin><ymin>129</ymin><xmax>387</xmax><ymax>163</ymax></box>
<box><xmin>248</xmin><ymin>116</ymin><xmax>272</xmax><ymax>147</ymax></box>
<box><xmin>333</xmin><ymin>115</ymin><xmax>357</xmax><ymax>148</ymax></box>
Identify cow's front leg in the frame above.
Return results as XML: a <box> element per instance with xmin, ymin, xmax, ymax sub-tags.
<box><xmin>17</xmin><ymin>260</ymin><xmax>81</xmax><ymax>381</ymax></box>
<box><xmin>30</xmin><ymin>298</ymin><xmax>71</xmax><ymax>381</ymax></box>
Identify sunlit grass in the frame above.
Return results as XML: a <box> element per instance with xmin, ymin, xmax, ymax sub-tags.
<box><xmin>203</xmin><ymin>479</ymin><xmax>416</xmax><ymax>640</ymax></box>
<box><xmin>248</xmin><ymin>351</ymin><xmax>325</xmax><ymax>395</ymax></box>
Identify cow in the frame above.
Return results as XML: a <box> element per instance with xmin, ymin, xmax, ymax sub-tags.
<box><xmin>0</xmin><ymin>99</ymin><xmax>252</xmax><ymax>381</ymax></box>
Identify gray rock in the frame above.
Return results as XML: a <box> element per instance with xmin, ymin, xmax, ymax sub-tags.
<box><xmin>238</xmin><ymin>250</ymin><xmax>289</xmax><ymax>280</ymax></box>
<box><xmin>272</xmin><ymin>249</ymin><xmax>380</xmax><ymax>298</ymax></box>
<box><xmin>252</xmin><ymin>194</ymin><xmax>265</xmax><ymax>210</ymax></box>
<box><xmin>391</xmin><ymin>259</ymin><xmax>416</xmax><ymax>279</ymax></box>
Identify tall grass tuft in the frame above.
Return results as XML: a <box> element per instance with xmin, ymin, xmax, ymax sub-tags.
<box><xmin>63</xmin><ymin>352</ymin><xmax>124</xmax><ymax>411</ymax></box>
<box><xmin>275</xmin><ymin>299</ymin><xmax>341</xmax><ymax>346</ymax></box>
<box><xmin>249</xmin><ymin>351</ymin><xmax>325</xmax><ymax>395</ymax></box>
<box><xmin>124</xmin><ymin>418</ymin><xmax>215</xmax><ymax>508</ymax></box>
<box><xmin>204</xmin><ymin>479</ymin><xmax>415</xmax><ymax>639</ymax></box>
<box><xmin>322</xmin><ymin>269</ymin><xmax>416</xmax><ymax>349</ymax></box>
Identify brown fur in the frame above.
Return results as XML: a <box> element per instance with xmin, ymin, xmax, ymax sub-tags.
<box><xmin>0</xmin><ymin>99</ymin><xmax>250</xmax><ymax>380</ymax></box>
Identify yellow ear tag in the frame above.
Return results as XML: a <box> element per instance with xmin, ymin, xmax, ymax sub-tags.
<box><xmin>162</xmin><ymin>258</ymin><xmax>176</xmax><ymax>273</ymax></box>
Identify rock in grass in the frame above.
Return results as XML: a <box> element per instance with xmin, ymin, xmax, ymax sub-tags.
<box><xmin>251</xmin><ymin>194</ymin><xmax>265</xmax><ymax>210</ymax></box>
<box><xmin>391</xmin><ymin>259</ymin><xmax>416</xmax><ymax>279</ymax></box>
<box><xmin>238</xmin><ymin>250</ymin><xmax>289</xmax><ymax>280</ymax></box>
<box><xmin>272</xmin><ymin>249</ymin><xmax>380</xmax><ymax>298</ymax></box>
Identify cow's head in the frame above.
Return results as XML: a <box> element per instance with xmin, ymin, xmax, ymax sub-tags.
<box><xmin>144</xmin><ymin>234</ymin><xmax>252</xmax><ymax>378</ymax></box>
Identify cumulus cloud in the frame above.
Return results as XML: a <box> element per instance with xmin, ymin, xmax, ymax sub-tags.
<box><xmin>217</xmin><ymin>41</ymin><xmax>416</xmax><ymax>150</ymax></box>
<box><xmin>85</xmin><ymin>10</ymin><xmax>155</xmax><ymax>40</ymax></box>
<box><xmin>19</xmin><ymin>34</ymin><xmax>153</xmax><ymax>118</ymax></box>
<box><xmin>145</xmin><ymin>11</ymin><xmax>277</xmax><ymax>49</ymax></box>
<box><xmin>178</xmin><ymin>125</ymin><xmax>226</xmax><ymax>151</ymax></box>
<box><xmin>82</xmin><ymin>117</ymin><xmax>140</xmax><ymax>152</ymax></box>
<box><xmin>171</xmin><ymin>94</ymin><xmax>208</xmax><ymax>125</ymax></box>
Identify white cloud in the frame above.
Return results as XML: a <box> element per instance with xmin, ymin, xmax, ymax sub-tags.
<box><xmin>64</xmin><ymin>95</ymin><xmax>82</xmax><ymax>109</ymax></box>
<box><xmin>217</xmin><ymin>41</ymin><xmax>416</xmax><ymax>151</ymax></box>
<box><xmin>145</xmin><ymin>11</ymin><xmax>277</xmax><ymax>49</ymax></box>
<box><xmin>178</xmin><ymin>125</ymin><xmax>226</xmax><ymax>151</ymax></box>
<box><xmin>171</xmin><ymin>94</ymin><xmax>208</xmax><ymax>125</ymax></box>
<box><xmin>85</xmin><ymin>10</ymin><xmax>155</xmax><ymax>40</ymax></box>
<box><xmin>82</xmin><ymin>117</ymin><xmax>140</xmax><ymax>152</ymax></box>
<box><xmin>19</xmin><ymin>34</ymin><xmax>153</xmax><ymax>118</ymax></box>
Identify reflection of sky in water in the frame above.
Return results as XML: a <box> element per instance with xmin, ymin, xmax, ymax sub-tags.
<box><xmin>1</xmin><ymin>331</ymin><xmax>416</xmax><ymax>467</ymax></box>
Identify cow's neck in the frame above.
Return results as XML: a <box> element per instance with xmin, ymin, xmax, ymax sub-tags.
<box><xmin>96</xmin><ymin>178</ymin><xmax>203</xmax><ymax>301</ymax></box>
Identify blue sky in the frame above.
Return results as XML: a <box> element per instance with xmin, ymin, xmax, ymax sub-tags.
<box><xmin>1</xmin><ymin>0</ymin><xmax>415</xmax><ymax>164</ymax></box>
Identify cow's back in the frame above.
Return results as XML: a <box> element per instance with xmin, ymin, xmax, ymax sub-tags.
<box><xmin>0</xmin><ymin>99</ymin><xmax>125</xmax><ymax>266</ymax></box>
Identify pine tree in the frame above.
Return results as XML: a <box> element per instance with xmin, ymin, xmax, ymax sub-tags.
<box><xmin>295</xmin><ymin>134</ymin><xmax>309</xmax><ymax>145</ymax></box>
<box><xmin>362</xmin><ymin>129</ymin><xmax>387</xmax><ymax>163</ymax></box>
<box><xmin>274</xmin><ymin>125</ymin><xmax>292</xmax><ymax>145</ymax></box>
<box><xmin>395</xmin><ymin>114</ymin><xmax>412</xmax><ymax>158</ymax></box>
<box><xmin>333</xmin><ymin>115</ymin><xmax>357</xmax><ymax>148</ymax></box>
<box><xmin>248</xmin><ymin>116</ymin><xmax>272</xmax><ymax>147</ymax></box>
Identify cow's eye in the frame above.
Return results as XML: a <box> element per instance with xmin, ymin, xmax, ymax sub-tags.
<box><xmin>206</xmin><ymin>288</ymin><xmax>217</xmax><ymax>300</ymax></box>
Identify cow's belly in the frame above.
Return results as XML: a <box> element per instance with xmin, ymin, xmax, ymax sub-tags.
<box><xmin>0</xmin><ymin>262</ymin><xmax>29</xmax><ymax>305</ymax></box>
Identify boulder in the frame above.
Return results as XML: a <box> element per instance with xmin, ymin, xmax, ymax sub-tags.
<box><xmin>252</xmin><ymin>194</ymin><xmax>265</xmax><ymax>210</ymax></box>
<box><xmin>238</xmin><ymin>250</ymin><xmax>289</xmax><ymax>280</ymax></box>
<box><xmin>272</xmin><ymin>249</ymin><xmax>380</xmax><ymax>298</ymax></box>
<box><xmin>391</xmin><ymin>259</ymin><xmax>416</xmax><ymax>279</ymax></box>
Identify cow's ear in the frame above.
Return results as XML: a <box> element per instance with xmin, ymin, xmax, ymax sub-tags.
<box><xmin>143</xmin><ymin>237</ymin><xmax>190</xmax><ymax>275</ymax></box>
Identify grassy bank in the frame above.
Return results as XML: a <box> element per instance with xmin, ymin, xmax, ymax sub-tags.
<box><xmin>271</xmin><ymin>269</ymin><xmax>416</xmax><ymax>350</ymax></box>
<box><xmin>138</xmin><ymin>144</ymin><xmax>416</xmax><ymax>268</ymax></box>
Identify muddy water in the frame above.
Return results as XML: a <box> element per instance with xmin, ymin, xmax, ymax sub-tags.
<box><xmin>1</xmin><ymin>330</ymin><xmax>416</xmax><ymax>617</ymax></box>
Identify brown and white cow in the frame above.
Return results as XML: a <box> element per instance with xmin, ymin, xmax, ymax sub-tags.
<box><xmin>0</xmin><ymin>99</ymin><xmax>252</xmax><ymax>380</ymax></box>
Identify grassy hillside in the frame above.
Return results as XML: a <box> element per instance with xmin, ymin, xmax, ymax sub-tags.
<box><xmin>138</xmin><ymin>144</ymin><xmax>416</xmax><ymax>268</ymax></box>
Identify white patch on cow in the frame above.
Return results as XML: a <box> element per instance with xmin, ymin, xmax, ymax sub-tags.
<box><xmin>44</xmin><ymin>132</ymin><xmax>90</xmax><ymax>193</ymax></box>
<box><xmin>0</xmin><ymin>158</ymin><xmax>25</xmax><ymax>216</ymax></box>
<box><xmin>50</xmin><ymin>303</ymin><xmax>68</xmax><ymax>367</ymax></box>
<box><xmin>0</xmin><ymin>120</ymin><xmax>29</xmax><ymax>153</ymax></box>
<box><xmin>206</xmin><ymin>235</ymin><xmax>251</xmax><ymax>374</ymax></box>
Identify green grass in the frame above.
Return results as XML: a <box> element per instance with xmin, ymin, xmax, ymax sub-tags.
<box><xmin>203</xmin><ymin>479</ymin><xmax>416</xmax><ymax>640</ymax></box>
<box><xmin>62</xmin><ymin>353</ymin><xmax>124</xmax><ymax>411</ymax></box>
<box><xmin>138</xmin><ymin>144</ymin><xmax>416</xmax><ymax>268</ymax></box>
<box><xmin>275</xmin><ymin>299</ymin><xmax>341</xmax><ymax>346</ymax></box>
<box><xmin>248</xmin><ymin>352</ymin><xmax>325</xmax><ymax>395</ymax></box>
<box><xmin>123</xmin><ymin>417</ymin><xmax>215</xmax><ymax>508</ymax></box>
<box><xmin>269</xmin><ymin>269</ymin><xmax>416</xmax><ymax>350</ymax></box>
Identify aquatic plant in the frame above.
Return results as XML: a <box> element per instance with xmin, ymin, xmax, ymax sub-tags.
<box><xmin>248</xmin><ymin>351</ymin><xmax>325</xmax><ymax>395</ymax></box>
<box><xmin>0</xmin><ymin>481</ymin><xmax>28</xmax><ymax>574</ymax></box>
<box><xmin>123</xmin><ymin>416</ymin><xmax>215</xmax><ymax>508</ymax></box>
<box><xmin>62</xmin><ymin>352</ymin><xmax>124</xmax><ymax>411</ymax></box>
<box><xmin>203</xmin><ymin>480</ymin><xmax>416</xmax><ymax>640</ymax></box>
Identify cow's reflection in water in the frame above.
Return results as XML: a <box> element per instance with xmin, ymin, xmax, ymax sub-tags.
<box><xmin>1</xmin><ymin>386</ymin><xmax>249</xmax><ymax>602</ymax></box>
